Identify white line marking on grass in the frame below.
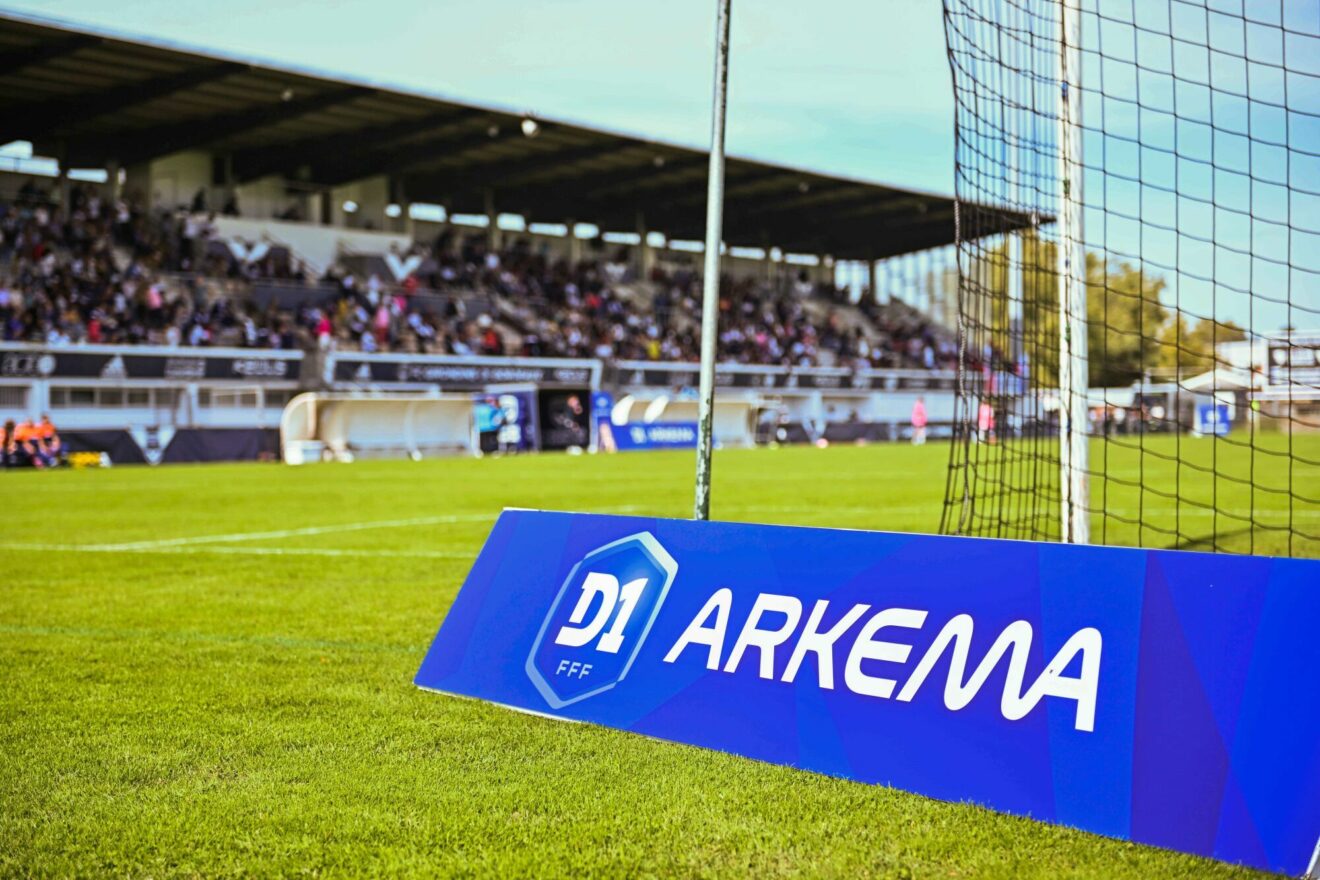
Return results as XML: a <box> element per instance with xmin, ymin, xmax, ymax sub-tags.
<box><xmin>171</xmin><ymin>545</ymin><xmax>476</xmax><ymax>559</ymax></box>
<box><xmin>88</xmin><ymin>504</ymin><xmax>654</xmax><ymax>551</ymax></box>
<box><xmin>94</xmin><ymin>513</ymin><xmax>499</xmax><ymax>550</ymax></box>
<box><xmin>0</xmin><ymin>542</ymin><xmax>477</xmax><ymax>560</ymax></box>
<box><xmin>0</xmin><ymin>505</ymin><xmax>655</xmax><ymax>557</ymax></box>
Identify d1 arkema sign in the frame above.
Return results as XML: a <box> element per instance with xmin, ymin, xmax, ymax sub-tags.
<box><xmin>416</xmin><ymin>510</ymin><xmax>1320</xmax><ymax>877</ymax></box>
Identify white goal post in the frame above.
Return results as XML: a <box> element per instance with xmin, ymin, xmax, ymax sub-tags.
<box><xmin>280</xmin><ymin>393</ymin><xmax>478</xmax><ymax>463</ymax></box>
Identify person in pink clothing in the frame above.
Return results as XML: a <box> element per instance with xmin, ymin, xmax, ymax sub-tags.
<box><xmin>911</xmin><ymin>396</ymin><xmax>928</xmax><ymax>445</ymax></box>
<box><xmin>315</xmin><ymin>313</ymin><xmax>333</xmax><ymax>350</ymax></box>
<box><xmin>977</xmin><ymin>400</ymin><xmax>996</xmax><ymax>444</ymax></box>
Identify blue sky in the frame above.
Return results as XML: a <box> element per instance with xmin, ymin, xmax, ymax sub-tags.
<box><xmin>0</xmin><ymin>0</ymin><xmax>957</xmax><ymax>195</ymax></box>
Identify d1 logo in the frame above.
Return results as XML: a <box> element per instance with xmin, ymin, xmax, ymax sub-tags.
<box><xmin>526</xmin><ymin>532</ymin><xmax>677</xmax><ymax>708</ymax></box>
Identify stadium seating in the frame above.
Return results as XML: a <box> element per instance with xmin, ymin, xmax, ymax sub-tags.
<box><xmin>1</xmin><ymin>182</ymin><xmax>958</xmax><ymax>372</ymax></box>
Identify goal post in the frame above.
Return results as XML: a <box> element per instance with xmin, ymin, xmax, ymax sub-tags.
<box><xmin>1056</xmin><ymin>0</ymin><xmax>1089</xmax><ymax>544</ymax></box>
<box><xmin>940</xmin><ymin>0</ymin><xmax>1319</xmax><ymax>557</ymax></box>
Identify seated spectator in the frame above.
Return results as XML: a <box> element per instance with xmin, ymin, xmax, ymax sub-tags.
<box><xmin>38</xmin><ymin>414</ymin><xmax>63</xmax><ymax>463</ymax></box>
<box><xmin>13</xmin><ymin>417</ymin><xmax>52</xmax><ymax>468</ymax></box>
<box><xmin>1</xmin><ymin>419</ymin><xmax>18</xmax><ymax>468</ymax></box>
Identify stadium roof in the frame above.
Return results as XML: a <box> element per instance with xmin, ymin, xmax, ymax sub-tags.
<box><xmin>0</xmin><ymin>12</ymin><xmax>1018</xmax><ymax>260</ymax></box>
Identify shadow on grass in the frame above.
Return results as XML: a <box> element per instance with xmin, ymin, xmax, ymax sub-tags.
<box><xmin>1171</xmin><ymin>525</ymin><xmax>1318</xmax><ymax>558</ymax></box>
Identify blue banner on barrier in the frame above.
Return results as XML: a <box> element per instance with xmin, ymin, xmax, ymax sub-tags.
<box><xmin>596</xmin><ymin>419</ymin><xmax>698</xmax><ymax>451</ymax></box>
<box><xmin>415</xmin><ymin>511</ymin><xmax>1320</xmax><ymax>875</ymax></box>
<box><xmin>1196</xmin><ymin>403</ymin><xmax>1232</xmax><ymax>437</ymax></box>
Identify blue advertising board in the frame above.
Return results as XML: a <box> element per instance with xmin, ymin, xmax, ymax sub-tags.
<box><xmin>415</xmin><ymin>511</ymin><xmax>1320</xmax><ymax>875</ymax></box>
<box><xmin>589</xmin><ymin>391</ymin><xmax>698</xmax><ymax>451</ymax></box>
<box><xmin>596</xmin><ymin>419</ymin><xmax>699</xmax><ymax>452</ymax></box>
<box><xmin>1196</xmin><ymin>403</ymin><xmax>1232</xmax><ymax>437</ymax></box>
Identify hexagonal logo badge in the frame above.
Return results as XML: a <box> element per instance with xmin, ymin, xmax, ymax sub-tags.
<box><xmin>525</xmin><ymin>532</ymin><xmax>678</xmax><ymax>709</ymax></box>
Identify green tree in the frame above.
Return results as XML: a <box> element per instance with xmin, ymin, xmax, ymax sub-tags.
<box><xmin>1085</xmin><ymin>254</ymin><xmax>1168</xmax><ymax>387</ymax></box>
<box><xmin>1156</xmin><ymin>317</ymin><xmax>1247</xmax><ymax>373</ymax></box>
<box><xmin>967</xmin><ymin>233</ymin><xmax>1168</xmax><ymax>388</ymax></box>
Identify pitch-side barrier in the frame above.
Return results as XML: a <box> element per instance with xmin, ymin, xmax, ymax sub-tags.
<box><xmin>417</xmin><ymin>510</ymin><xmax>1320</xmax><ymax>877</ymax></box>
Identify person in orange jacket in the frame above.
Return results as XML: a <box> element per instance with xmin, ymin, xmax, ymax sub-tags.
<box><xmin>37</xmin><ymin>413</ymin><xmax>63</xmax><ymax>462</ymax></box>
<box><xmin>13</xmin><ymin>418</ymin><xmax>52</xmax><ymax>468</ymax></box>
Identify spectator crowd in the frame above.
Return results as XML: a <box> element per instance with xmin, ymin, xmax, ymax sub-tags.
<box><xmin>2</xmin><ymin>414</ymin><xmax>62</xmax><ymax>469</ymax></box>
<box><xmin>0</xmin><ymin>180</ymin><xmax>958</xmax><ymax>371</ymax></box>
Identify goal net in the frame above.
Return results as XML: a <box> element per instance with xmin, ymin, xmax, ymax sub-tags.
<box><xmin>940</xmin><ymin>0</ymin><xmax>1319</xmax><ymax>556</ymax></box>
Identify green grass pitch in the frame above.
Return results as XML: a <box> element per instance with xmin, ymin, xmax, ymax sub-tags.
<box><xmin>3</xmin><ymin>439</ymin><xmax>1316</xmax><ymax>878</ymax></box>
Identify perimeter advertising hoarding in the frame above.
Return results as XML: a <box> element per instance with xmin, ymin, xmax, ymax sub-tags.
<box><xmin>0</xmin><ymin>347</ymin><xmax>300</xmax><ymax>381</ymax></box>
<box><xmin>334</xmin><ymin>357</ymin><xmax>594</xmax><ymax>388</ymax></box>
<box><xmin>1268</xmin><ymin>336</ymin><xmax>1320</xmax><ymax>388</ymax></box>
<box><xmin>416</xmin><ymin>511</ymin><xmax>1320</xmax><ymax>876</ymax></box>
<box><xmin>596</xmin><ymin>420</ymin><xmax>699</xmax><ymax>451</ymax></box>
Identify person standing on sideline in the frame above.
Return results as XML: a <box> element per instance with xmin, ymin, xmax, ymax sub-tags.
<box><xmin>911</xmin><ymin>396</ymin><xmax>928</xmax><ymax>445</ymax></box>
<box><xmin>977</xmin><ymin>400</ymin><xmax>996</xmax><ymax>444</ymax></box>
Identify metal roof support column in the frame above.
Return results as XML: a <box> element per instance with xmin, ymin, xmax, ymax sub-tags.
<box><xmin>484</xmin><ymin>187</ymin><xmax>499</xmax><ymax>253</ymax></box>
<box><xmin>390</xmin><ymin>175</ymin><xmax>409</xmax><ymax>236</ymax></box>
<box><xmin>923</xmin><ymin>248</ymin><xmax>934</xmax><ymax>313</ymax></box>
<box><xmin>106</xmin><ymin>158</ymin><xmax>121</xmax><ymax>203</ymax></box>
<box><xmin>567</xmin><ymin>219</ymin><xmax>582</xmax><ymax>266</ymax></box>
<box><xmin>56</xmin><ymin>142</ymin><xmax>71</xmax><ymax>210</ymax></box>
<box><xmin>123</xmin><ymin>161</ymin><xmax>151</xmax><ymax>207</ymax></box>
<box><xmin>221</xmin><ymin>153</ymin><xmax>236</xmax><ymax>215</ymax></box>
<box><xmin>440</xmin><ymin>198</ymin><xmax>453</xmax><ymax>247</ymax></box>
<box><xmin>635</xmin><ymin>211</ymin><xmax>652</xmax><ymax>281</ymax></box>
<box><xmin>904</xmin><ymin>251</ymin><xmax>914</xmax><ymax>305</ymax></box>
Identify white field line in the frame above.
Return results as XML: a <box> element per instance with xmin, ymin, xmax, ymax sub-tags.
<box><xmin>96</xmin><ymin>504</ymin><xmax>656</xmax><ymax>550</ymax></box>
<box><xmin>93</xmin><ymin>513</ymin><xmax>499</xmax><ymax>550</ymax></box>
<box><xmin>0</xmin><ymin>542</ymin><xmax>476</xmax><ymax>560</ymax></box>
<box><xmin>0</xmin><ymin>505</ymin><xmax>652</xmax><ymax>557</ymax></box>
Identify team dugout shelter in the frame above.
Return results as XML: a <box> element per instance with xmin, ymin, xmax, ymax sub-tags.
<box><xmin>0</xmin><ymin>11</ymin><xmax>1024</xmax><ymax>284</ymax></box>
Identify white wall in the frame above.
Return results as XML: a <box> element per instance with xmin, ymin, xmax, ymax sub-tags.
<box><xmin>234</xmin><ymin>174</ymin><xmax>294</xmax><ymax>220</ymax></box>
<box><xmin>148</xmin><ymin>151</ymin><xmax>211</xmax><ymax>210</ymax></box>
<box><xmin>330</xmin><ymin>175</ymin><xmax>389</xmax><ymax>230</ymax></box>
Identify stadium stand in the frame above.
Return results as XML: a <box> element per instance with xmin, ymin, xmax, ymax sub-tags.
<box><xmin>0</xmin><ymin>183</ymin><xmax>958</xmax><ymax>370</ymax></box>
<box><xmin>0</xmin><ymin>12</ymin><xmax>995</xmax><ymax>466</ymax></box>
